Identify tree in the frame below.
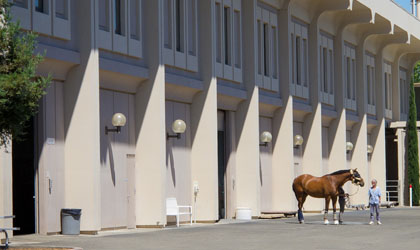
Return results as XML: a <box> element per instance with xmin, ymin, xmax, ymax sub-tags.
<box><xmin>0</xmin><ymin>0</ymin><xmax>50</xmax><ymax>148</ymax></box>
<box><xmin>407</xmin><ymin>69</ymin><xmax>420</xmax><ymax>206</ymax></box>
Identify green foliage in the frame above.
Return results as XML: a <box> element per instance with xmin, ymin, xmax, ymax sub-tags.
<box><xmin>413</xmin><ymin>61</ymin><xmax>420</xmax><ymax>83</ymax></box>
<box><xmin>407</xmin><ymin>74</ymin><xmax>420</xmax><ymax>205</ymax></box>
<box><xmin>0</xmin><ymin>0</ymin><xmax>50</xmax><ymax>147</ymax></box>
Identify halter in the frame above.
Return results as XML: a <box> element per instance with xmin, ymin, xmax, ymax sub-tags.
<box><xmin>349</xmin><ymin>169</ymin><xmax>363</xmax><ymax>185</ymax></box>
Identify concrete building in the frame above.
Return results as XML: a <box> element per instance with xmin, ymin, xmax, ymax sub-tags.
<box><xmin>1</xmin><ymin>0</ymin><xmax>420</xmax><ymax>235</ymax></box>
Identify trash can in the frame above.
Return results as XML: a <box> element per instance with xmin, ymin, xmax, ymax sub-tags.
<box><xmin>61</xmin><ymin>208</ymin><xmax>82</xmax><ymax>235</ymax></box>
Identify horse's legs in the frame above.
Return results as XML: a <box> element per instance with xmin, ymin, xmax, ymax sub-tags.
<box><xmin>338</xmin><ymin>187</ymin><xmax>346</xmax><ymax>224</ymax></box>
<box><xmin>324</xmin><ymin>197</ymin><xmax>330</xmax><ymax>224</ymax></box>
<box><xmin>332</xmin><ymin>196</ymin><xmax>338</xmax><ymax>225</ymax></box>
<box><xmin>297</xmin><ymin>193</ymin><xmax>307</xmax><ymax>223</ymax></box>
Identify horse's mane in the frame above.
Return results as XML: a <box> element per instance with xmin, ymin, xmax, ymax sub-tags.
<box><xmin>328</xmin><ymin>169</ymin><xmax>351</xmax><ymax>176</ymax></box>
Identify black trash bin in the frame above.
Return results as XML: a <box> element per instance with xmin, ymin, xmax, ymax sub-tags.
<box><xmin>61</xmin><ymin>208</ymin><xmax>82</xmax><ymax>235</ymax></box>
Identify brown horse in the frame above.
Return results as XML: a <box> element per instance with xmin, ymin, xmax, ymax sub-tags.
<box><xmin>292</xmin><ymin>169</ymin><xmax>364</xmax><ymax>224</ymax></box>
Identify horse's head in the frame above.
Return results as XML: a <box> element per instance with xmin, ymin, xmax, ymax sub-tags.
<box><xmin>350</xmin><ymin>169</ymin><xmax>364</xmax><ymax>187</ymax></box>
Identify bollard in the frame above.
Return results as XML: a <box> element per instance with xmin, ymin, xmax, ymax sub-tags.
<box><xmin>410</xmin><ymin>184</ymin><xmax>413</xmax><ymax>207</ymax></box>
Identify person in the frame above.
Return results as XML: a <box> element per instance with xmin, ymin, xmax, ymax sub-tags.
<box><xmin>368</xmin><ymin>179</ymin><xmax>382</xmax><ymax>225</ymax></box>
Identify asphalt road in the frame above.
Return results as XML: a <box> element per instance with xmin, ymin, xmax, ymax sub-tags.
<box><xmin>10</xmin><ymin>207</ymin><xmax>420</xmax><ymax>250</ymax></box>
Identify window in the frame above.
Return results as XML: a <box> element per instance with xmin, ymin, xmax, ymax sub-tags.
<box><xmin>256</xmin><ymin>5</ymin><xmax>278</xmax><ymax>91</ymax></box>
<box><xmin>344</xmin><ymin>44</ymin><xmax>356</xmax><ymax>110</ymax></box>
<box><xmin>234</xmin><ymin>10</ymin><xmax>241</xmax><ymax>68</ymax></box>
<box><xmin>290</xmin><ymin>19</ymin><xmax>309</xmax><ymax>99</ymax></box>
<box><xmin>400</xmin><ymin>68</ymin><xmax>408</xmax><ymax>116</ymax></box>
<box><xmin>114</xmin><ymin>0</ymin><xmax>125</xmax><ymax>35</ymax></box>
<box><xmin>224</xmin><ymin>6</ymin><xmax>231</xmax><ymax>65</ymax></box>
<box><xmin>384</xmin><ymin>62</ymin><xmax>392</xmax><ymax>118</ymax></box>
<box><xmin>99</xmin><ymin>0</ymin><xmax>110</xmax><ymax>32</ymax></box>
<box><xmin>187</xmin><ymin>0</ymin><xmax>196</xmax><ymax>56</ymax></box>
<box><xmin>130</xmin><ymin>0</ymin><xmax>140</xmax><ymax>40</ymax></box>
<box><xmin>366</xmin><ymin>53</ymin><xmax>376</xmax><ymax>114</ymax></box>
<box><xmin>163</xmin><ymin>0</ymin><xmax>197</xmax><ymax>71</ymax></box>
<box><xmin>175</xmin><ymin>0</ymin><xmax>184</xmax><ymax>52</ymax></box>
<box><xmin>215</xmin><ymin>2</ymin><xmax>222</xmax><ymax>63</ymax></box>
<box><xmin>319</xmin><ymin>33</ymin><xmax>334</xmax><ymax>106</ymax></box>
<box><xmin>35</xmin><ymin>0</ymin><xmax>48</xmax><ymax>14</ymax></box>
<box><xmin>55</xmin><ymin>0</ymin><xmax>68</xmax><ymax>19</ymax></box>
<box><xmin>214</xmin><ymin>0</ymin><xmax>242</xmax><ymax>81</ymax></box>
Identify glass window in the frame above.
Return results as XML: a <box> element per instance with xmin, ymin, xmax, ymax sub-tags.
<box><xmin>164</xmin><ymin>0</ymin><xmax>172</xmax><ymax>49</ymax></box>
<box><xmin>35</xmin><ymin>0</ymin><xmax>48</xmax><ymax>14</ymax></box>
<box><xmin>99</xmin><ymin>0</ymin><xmax>110</xmax><ymax>31</ymax></box>
<box><xmin>187</xmin><ymin>0</ymin><xmax>196</xmax><ymax>56</ymax></box>
<box><xmin>224</xmin><ymin>6</ymin><xmax>231</xmax><ymax>66</ymax></box>
<box><xmin>55</xmin><ymin>0</ymin><xmax>67</xmax><ymax>19</ymax></box>
<box><xmin>215</xmin><ymin>2</ymin><xmax>222</xmax><ymax>63</ymax></box>
<box><xmin>175</xmin><ymin>0</ymin><xmax>184</xmax><ymax>52</ymax></box>
<box><xmin>130</xmin><ymin>0</ymin><xmax>140</xmax><ymax>40</ymax></box>
<box><xmin>234</xmin><ymin>10</ymin><xmax>241</xmax><ymax>68</ymax></box>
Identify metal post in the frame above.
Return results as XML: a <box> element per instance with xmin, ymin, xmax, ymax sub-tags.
<box><xmin>410</xmin><ymin>184</ymin><xmax>413</xmax><ymax>207</ymax></box>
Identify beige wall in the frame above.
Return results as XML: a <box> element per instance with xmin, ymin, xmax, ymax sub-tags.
<box><xmin>5</xmin><ymin>0</ymin><xmax>420</xmax><ymax>234</ymax></box>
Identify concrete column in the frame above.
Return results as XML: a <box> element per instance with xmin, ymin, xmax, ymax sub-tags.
<box><xmin>190</xmin><ymin>0</ymin><xmax>218</xmax><ymax>222</ymax></box>
<box><xmin>300</xmin><ymin>18</ymin><xmax>323</xmax><ymax>211</ymax></box>
<box><xmin>270</xmin><ymin>7</ymin><xmax>295</xmax><ymax>212</ymax></box>
<box><xmin>371</xmin><ymin>53</ymin><xmax>387</xmax><ymax>194</ymax></box>
<box><xmin>0</xmin><ymin>145</ymin><xmax>12</xmax><ymax>239</ymax></box>
<box><xmin>392</xmin><ymin>60</ymin><xmax>401</xmax><ymax>121</ymax></box>
<box><xmin>134</xmin><ymin>0</ymin><xmax>167</xmax><ymax>227</ymax></box>
<box><xmin>63</xmin><ymin>0</ymin><xmax>101</xmax><ymax>232</ymax></box>
<box><xmin>233</xmin><ymin>0</ymin><xmax>260</xmax><ymax>217</ymax></box>
<box><xmin>329</xmin><ymin>32</ymin><xmax>346</xmax><ymax>175</ymax></box>
<box><xmin>348</xmin><ymin>41</ymin><xmax>369</xmax><ymax>205</ymax></box>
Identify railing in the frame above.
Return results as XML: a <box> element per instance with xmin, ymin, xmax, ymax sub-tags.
<box><xmin>386</xmin><ymin>180</ymin><xmax>400</xmax><ymax>205</ymax></box>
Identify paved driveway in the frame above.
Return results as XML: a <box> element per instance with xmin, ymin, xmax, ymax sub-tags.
<box><xmin>11</xmin><ymin>207</ymin><xmax>420</xmax><ymax>250</ymax></box>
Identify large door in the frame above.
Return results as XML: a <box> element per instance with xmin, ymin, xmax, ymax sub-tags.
<box><xmin>217</xmin><ymin>111</ymin><xmax>226</xmax><ymax>219</ymax></box>
<box><xmin>12</xmin><ymin>118</ymin><xmax>36</xmax><ymax>235</ymax></box>
<box><xmin>100</xmin><ymin>89</ymin><xmax>135</xmax><ymax>229</ymax></box>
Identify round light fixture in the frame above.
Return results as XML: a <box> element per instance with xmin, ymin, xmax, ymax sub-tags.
<box><xmin>294</xmin><ymin>135</ymin><xmax>304</xmax><ymax>147</ymax></box>
<box><xmin>172</xmin><ymin>119</ymin><xmax>187</xmax><ymax>134</ymax></box>
<box><xmin>112</xmin><ymin>113</ymin><xmax>127</xmax><ymax>127</ymax></box>
<box><xmin>260</xmin><ymin>131</ymin><xmax>273</xmax><ymax>143</ymax></box>
<box><xmin>346</xmin><ymin>142</ymin><xmax>354</xmax><ymax>152</ymax></box>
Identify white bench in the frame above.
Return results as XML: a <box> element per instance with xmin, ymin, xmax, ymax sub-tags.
<box><xmin>166</xmin><ymin>198</ymin><xmax>192</xmax><ymax>227</ymax></box>
<box><xmin>0</xmin><ymin>215</ymin><xmax>20</xmax><ymax>248</ymax></box>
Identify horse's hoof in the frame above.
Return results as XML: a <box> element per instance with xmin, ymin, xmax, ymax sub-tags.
<box><xmin>334</xmin><ymin>220</ymin><xmax>339</xmax><ymax>225</ymax></box>
<box><xmin>324</xmin><ymin>220</ymin><xmax>329</xmax><ymax>225</ymax></box>
<box><xmin>339</xmin><ymin>221</ymin><xmax>343</xmax><ymax>225</ymax></box>
<box><xmin>299</xmin><ymin>220</ymin><xmax>304</xmax><ymax>224</ymax></box>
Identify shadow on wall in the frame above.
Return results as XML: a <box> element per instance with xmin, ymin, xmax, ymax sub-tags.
<box><xmin>107</xmin><ymin>135</ymin><xmax>116</xmax><ymax>186</ymax></box>
<box><xmin>166</xmin><ymin>141</ymin><xmax>176</xmax><ymax>187</ymax></box>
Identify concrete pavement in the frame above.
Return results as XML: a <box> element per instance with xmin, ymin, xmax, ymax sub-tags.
<box><xmin>9</xmin><ymin>207</ymin><xmax>420</xmax><ymax>250</ymax></box>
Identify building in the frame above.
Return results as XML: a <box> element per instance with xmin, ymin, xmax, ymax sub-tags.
<box><xmin>1</xmin><ymin>0</ymin><xmax>420</xmax><ymax>235</ymax></box>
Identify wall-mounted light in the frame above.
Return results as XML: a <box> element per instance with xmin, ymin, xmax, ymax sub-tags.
<box><xmin>105</xmin><ymin>113</ymin><xmax>127</xmax><ymax>134</ymax></box>
<box><xmin>346</xmin><ymin>141</ymin><xmax>354</xmax><ymax>153</ymax></box>
<box><xmin>294</xmin><ymin>135</ymin><xmax>304</xmax><ymax>148</ymax></box>
<box><xmin>367</xmin><ymin>145</ymin><xmax>374</xmax><ymax>154</ymax></box>
<box><xmin>167</xmin><ymin>119</ymin><xmax>186</xmax><ymax>140</ymax></box>
<box><xmin>260</xmin><ymin>131</ymin><xmax>272</xmax><ymax>147</ymax></box>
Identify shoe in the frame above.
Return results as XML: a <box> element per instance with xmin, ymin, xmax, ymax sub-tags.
<box><xmin>369</xmin><ymin>221</ymin><xmax>374</xmax><ymax>225</ymax></box>
<box><xmin>377</xmin><ymin>221</ymin><xmax>382</xmax><ymax>225</ymax></box>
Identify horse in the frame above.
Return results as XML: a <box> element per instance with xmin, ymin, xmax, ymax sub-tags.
<box><xmin>292</xmin><ymin>169</ymin><xmax>364</xmax><ymax>225</ymax></box>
